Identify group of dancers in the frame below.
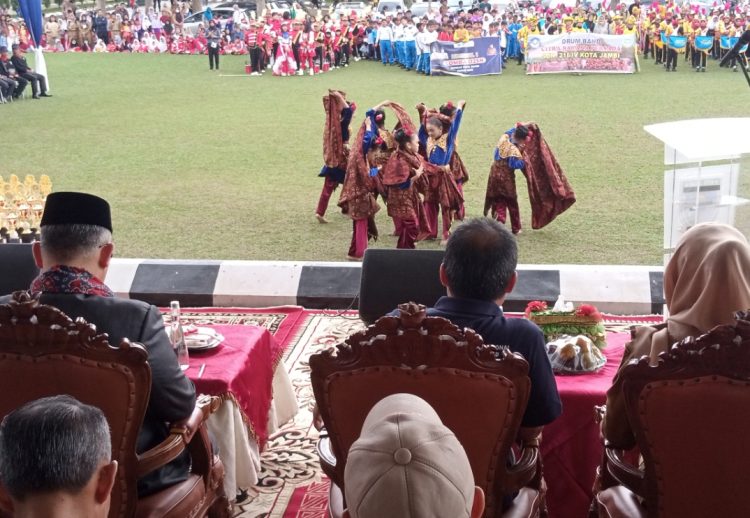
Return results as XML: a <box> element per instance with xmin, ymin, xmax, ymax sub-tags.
<box><xmin>314</xmin><ymin>90</ymin><xmax>576</xmax><ymax>260</ymax></box>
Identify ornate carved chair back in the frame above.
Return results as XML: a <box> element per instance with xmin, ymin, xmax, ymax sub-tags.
<box><xmin>616</xmin><ymin>311</ymin><xmax>750</xmax><ymax>517</ymax></box>
<box><xmin>310</xmin><ymin>303</ymin><xmax>535</xmax><ymax>518</ymax></box>
<box><xmin>0</xmin><ymin>292</ymin><xmax>151</xmax><ymax>518</ymax></box>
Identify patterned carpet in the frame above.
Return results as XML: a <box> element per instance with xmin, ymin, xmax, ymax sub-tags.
<box><xmin>234</xmin><ymin>311</ymin><xmax>365</xmax><ymax>518</ymax></box>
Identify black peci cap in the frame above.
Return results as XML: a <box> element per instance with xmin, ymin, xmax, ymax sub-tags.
<box><xmin>40</xmin><ymin>192</ymin><xmax>113</xmax><ymax>232</ymax></box>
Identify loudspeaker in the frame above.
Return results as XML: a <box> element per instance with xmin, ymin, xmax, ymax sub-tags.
<box><xmin>0</xmin><ymin>244</ymin><xmax>39</xmax><ymax>296</ymax></box>
<box><xmin>359</xmin><ymin>248</ymin><xmax>446</xmax><ymax>325</ymax></box>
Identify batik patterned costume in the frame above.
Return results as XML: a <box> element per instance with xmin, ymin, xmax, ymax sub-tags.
<box><xmin>485</xmin><ymin>129</ymin><xmax>525</xmax><ymax>234</ymax></box>
<box><xmin>417</xmin><ymin>106</ymin><xmax>464</xmax><ymax>241</ymax></box>
<box><xmin>382</xmin><ymin>148</ymin><xmax>431</xmax><ymax>249</ymax></box>
<box><xmin>316</xmin><ymin>93</ymin><xmax>355</xmax><ymax>218</ymax></box>
<box><xmin>339</xmin><ymin>102</ymin><xmax>411</xmax><ymax>258</ymax></box>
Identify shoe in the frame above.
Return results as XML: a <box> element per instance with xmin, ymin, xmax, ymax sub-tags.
<box><xmin>701</xmin><ymin>67</ymin><xmax>706</xmax><ymax>72</ymax></box>
<box><xmin>315</xmin><ymin>213</ymin><xmax>328</xmax><ymax>224</ymax></box>
<box><xmin>512</xmin><ymin>229</ymin><xmax>522</xmax><ymax>235</ymax></box>
<box><xmin>39</xmin><ymin>92</ymin><xmax>51</xmax><ymax>97</ymax></box>
<box><xmin>309</xmin><ymin>69</ymin><xmax>314</xmax><ymax>76</ymax></box>
<box><xmin>346</xmin><ymin>255</ymin><xmax>362</xmax><ymax>261</ymax></box>
<box><xmin>32</xmin><ymin>94</ymin><xmax>40</xmax><ymax>99</ymax></box>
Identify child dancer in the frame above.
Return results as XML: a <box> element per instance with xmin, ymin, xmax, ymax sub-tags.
<box><xmin>416</xmin><ymin>100</ymin><xmax>465</xmax><ymax>245</ymax></box>
<box><xmin>316</xmin><ymin>90</ymin><xmax>356</xmax><ymax>223</ymax></box>
<box><xmin>339</xmin><ymin>101</ymin><xmax>409</xmax><ymax>260</ymax></box>
<box><xmin>437</xmin><ymin>101</ymin><xmax>469</xmax><ymax>221</ymax></box>
<box><xmin>382</xmin><ymin>128</ymin><xmax>431</xmax><ymax>249</ymax></box>
<box><xmin>484</xmin><ymin>123</ymin><xmax>531</xmax><ymax>235</ymax></box>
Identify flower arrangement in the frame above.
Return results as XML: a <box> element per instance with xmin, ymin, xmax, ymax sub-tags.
<box><xmin>525</xmin><ymin>300</ymin><xmax>607</xmax><ymax>349</ymax></box>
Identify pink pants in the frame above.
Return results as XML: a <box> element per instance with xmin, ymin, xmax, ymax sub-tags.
<box><xmin>394</xmin><ymin>217</ymin><xmax>418</xmax><ymax>249</ymax></box>
<box><xmin>348</xmin><ymin>218</ymin><xmax>369</xmax><ymax>258</ymax></box>
<box><xmin>393</xmin><ymin>217</ymin><xmax>403</xmax><ymax>236</ymax></box>
<box><xmin>494</xmin><ymin>198</ymin><xmax>521</xmax><ymax>234</ymax></box>
<box><xmin>424</xmin><ymin>202</ymin><xmax>452</xmax><ymax>240</ymax></box>
<box><xmin>316</xmin><ymin>177</ymin><xmax>338</xmax><ymax>217</ymax></box>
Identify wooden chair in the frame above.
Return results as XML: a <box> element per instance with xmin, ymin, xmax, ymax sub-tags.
<box><xmin>310</xmin><ymin>302</ymin><xmax>545</xmax><ymax>518</ymax></box>
<box><xmin>0</xmin><ymin>292</ymin><xmax>231</xmax><ymax>518</ymax></box>
<box><xmin>592</xmin><ymin>310</ymin><xmax>750</xmax><ymax>518</ymax></box>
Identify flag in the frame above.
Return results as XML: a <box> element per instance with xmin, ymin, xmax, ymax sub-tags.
<box><xmin>17</xmin><ymin>0</ymin><xmax>43</xmax><ymax>47</ymax></box>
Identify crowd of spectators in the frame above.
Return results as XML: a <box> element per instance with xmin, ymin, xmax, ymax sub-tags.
<box><xmin>0</xmin><ymin>0</ymin><xmax>747</xmax><ymax>85</ymax></box>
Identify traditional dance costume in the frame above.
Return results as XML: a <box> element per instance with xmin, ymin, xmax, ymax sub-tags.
<box><xmin>338</xmin><ymin>102</ymin><xmax>411</xmax><ymax>259</ymax></box>
<box><xmin>316</xmin><ymin>92</ymin><xmax>355</xmax><ymax>221</ymax></box>
<box><xmin>505</xmin><ymin>122</ymin><xmax>576</xmax><ymax>230</ymax></box>
<box><xmin>485</xmin><ymin>128</ymin><xmax>525</xmax><ymax>234</ymax></box>
<box><xmin>382</xmin><ymin>148</ymin><xmax>430</xmax><ymax>249</ymax></box>
<box><xmin>417</xmin><ymin>105</ymin><xmax>464</xmax><ymax>243</ymax></box>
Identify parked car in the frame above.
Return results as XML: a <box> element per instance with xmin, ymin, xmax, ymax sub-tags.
<box><xmin>409</xmin><ymin>2</ymin><xmax>437</xmax><ymax>19</ymax></box>
<box><xmin>335</xmin><ymin>1</ymin><xmax>369</xmax><ymax>18</ymax></box>
<box><xmin>377</xmin><ymin>0</ymin><xmax>406</xmax><ymax>15</ymax></box>
<box><xmin>182</xmin><ymin>7</ymin><xmax>250</xmax><ymax>36</ymax></box>
<box><xmin>267</xmin><ymin>1</ymin><xmax>294</xmax><ymax>14</ymax></box>
<box><xmin>215</xmin><ymin>2</ymin><xmax>258</xmax><ymax>10</ymax></box>
<box><xmin>445</xmin><ymin>0</ymin><xmax>466</xmax><ymax>13</ymax></box>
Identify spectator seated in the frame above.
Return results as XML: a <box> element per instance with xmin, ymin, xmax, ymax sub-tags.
<box><xmin>0</xmin><ymin>291</ymin><xmax>230</xmax><ymax>518</ymax></box>
<box><xmin>592</xmin><ymin>310</ymin><xmax>750</xmax><ymax>518</ymax></box>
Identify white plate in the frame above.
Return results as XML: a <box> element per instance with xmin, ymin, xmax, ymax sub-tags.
<box><xmin>185</xmin><ymin>327</ymin><xmax>225</xmax><ymax>351</ymax></box>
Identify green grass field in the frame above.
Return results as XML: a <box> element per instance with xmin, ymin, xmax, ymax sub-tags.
<box><xmin>3</xmin><ymin>53</ymin><xmax>749</xmax><ymax>264</ymax></box>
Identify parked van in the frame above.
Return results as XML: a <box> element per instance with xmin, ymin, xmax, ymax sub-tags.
<box><xmin>377</xmin><ymin>0</ymin><xmax>406</xmax><ymax>15</ymax></box>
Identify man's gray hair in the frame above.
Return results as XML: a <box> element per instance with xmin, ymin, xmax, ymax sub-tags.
<box><xmin>41</xmin><ymin>224</ymin><xmax>112</xmax><ymax>263</ymax></box>
<box><xmin>0</xmin><ymin>395</ymin><xmax>112</xmax><ymax>501</ymax></box>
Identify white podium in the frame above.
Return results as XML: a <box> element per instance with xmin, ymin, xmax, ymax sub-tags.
<box><xmin>644</xmin><ymin>118</ymin><xmax>750</xmax><ymax>259</ymax></box>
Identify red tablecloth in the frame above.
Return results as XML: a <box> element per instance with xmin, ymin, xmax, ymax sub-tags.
<box><xmin>185</xmin><ymin>325</ymin><xmax>286</xmax><ymax>450</ymax></box>
<box><xmin>542</xmin><ymin>332</ymin><xmax>629</xmax><ymax>518</ymax></box>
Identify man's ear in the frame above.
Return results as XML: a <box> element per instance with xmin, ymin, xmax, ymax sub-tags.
<box><xmin>470</xmin><ymin>486</ymin><xmax>485</xmax><ymax>518</ymax></box>
<box><xmin>94</xmin><ymin>460</ymin><xmax>118</xmax><ymax>505</ymax></box>
<box><xmin>504</xmin><ymin>271</ymin><xmax>518</xmax><ymax>295</ymax></box>
<box><xmin>32</xmin><ymin>241</ymin><xmax>44</xmax><ymax>269</ymax></box>
<box><xmin>97</xmin><ymin>242</ymin><xmax>115</xmax><ymax>269</ymax></box>
<box><xmin>438</xmin><ymin>263</ymin><xmax>449</xmax><ymax>289</ymax></box>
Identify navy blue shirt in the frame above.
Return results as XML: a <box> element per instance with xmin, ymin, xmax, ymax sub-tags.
<box><xmin>425</xmin><ymin>296</ymin><xmax>562</xmax><ymax>427</ymax></box>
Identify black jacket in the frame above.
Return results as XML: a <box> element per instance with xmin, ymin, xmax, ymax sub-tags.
<box><xmin>0</xmin><ymin>59</ymin><xmax>15</xmax><ymax>77</ymax></box>
<box><xmin>0</xmin><ymin>292</ymin><xmax>197</xmax><ymax>496</ymax></box>
<box><xmin>9</xmin><ymin>55</ymin><xmax>30</xmax><ymax>75</ymax></box>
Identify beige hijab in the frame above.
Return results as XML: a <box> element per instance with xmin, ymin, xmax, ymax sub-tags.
<box><xmin>650</xmin><ymin>223</ymin><xmax>750</xmax><ymax>362</ymax></box>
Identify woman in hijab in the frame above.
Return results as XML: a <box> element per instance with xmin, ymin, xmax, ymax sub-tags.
<box><xmin>603</xmin><ymin>223</ymin><xmax>750</xmax><ymax>449</ymax></box>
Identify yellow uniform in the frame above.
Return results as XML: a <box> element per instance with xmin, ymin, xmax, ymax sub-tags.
<box><xmin>453</xmin><ymin>28</ymin><xmax>470</xmax><ymax>43</ymax></box>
